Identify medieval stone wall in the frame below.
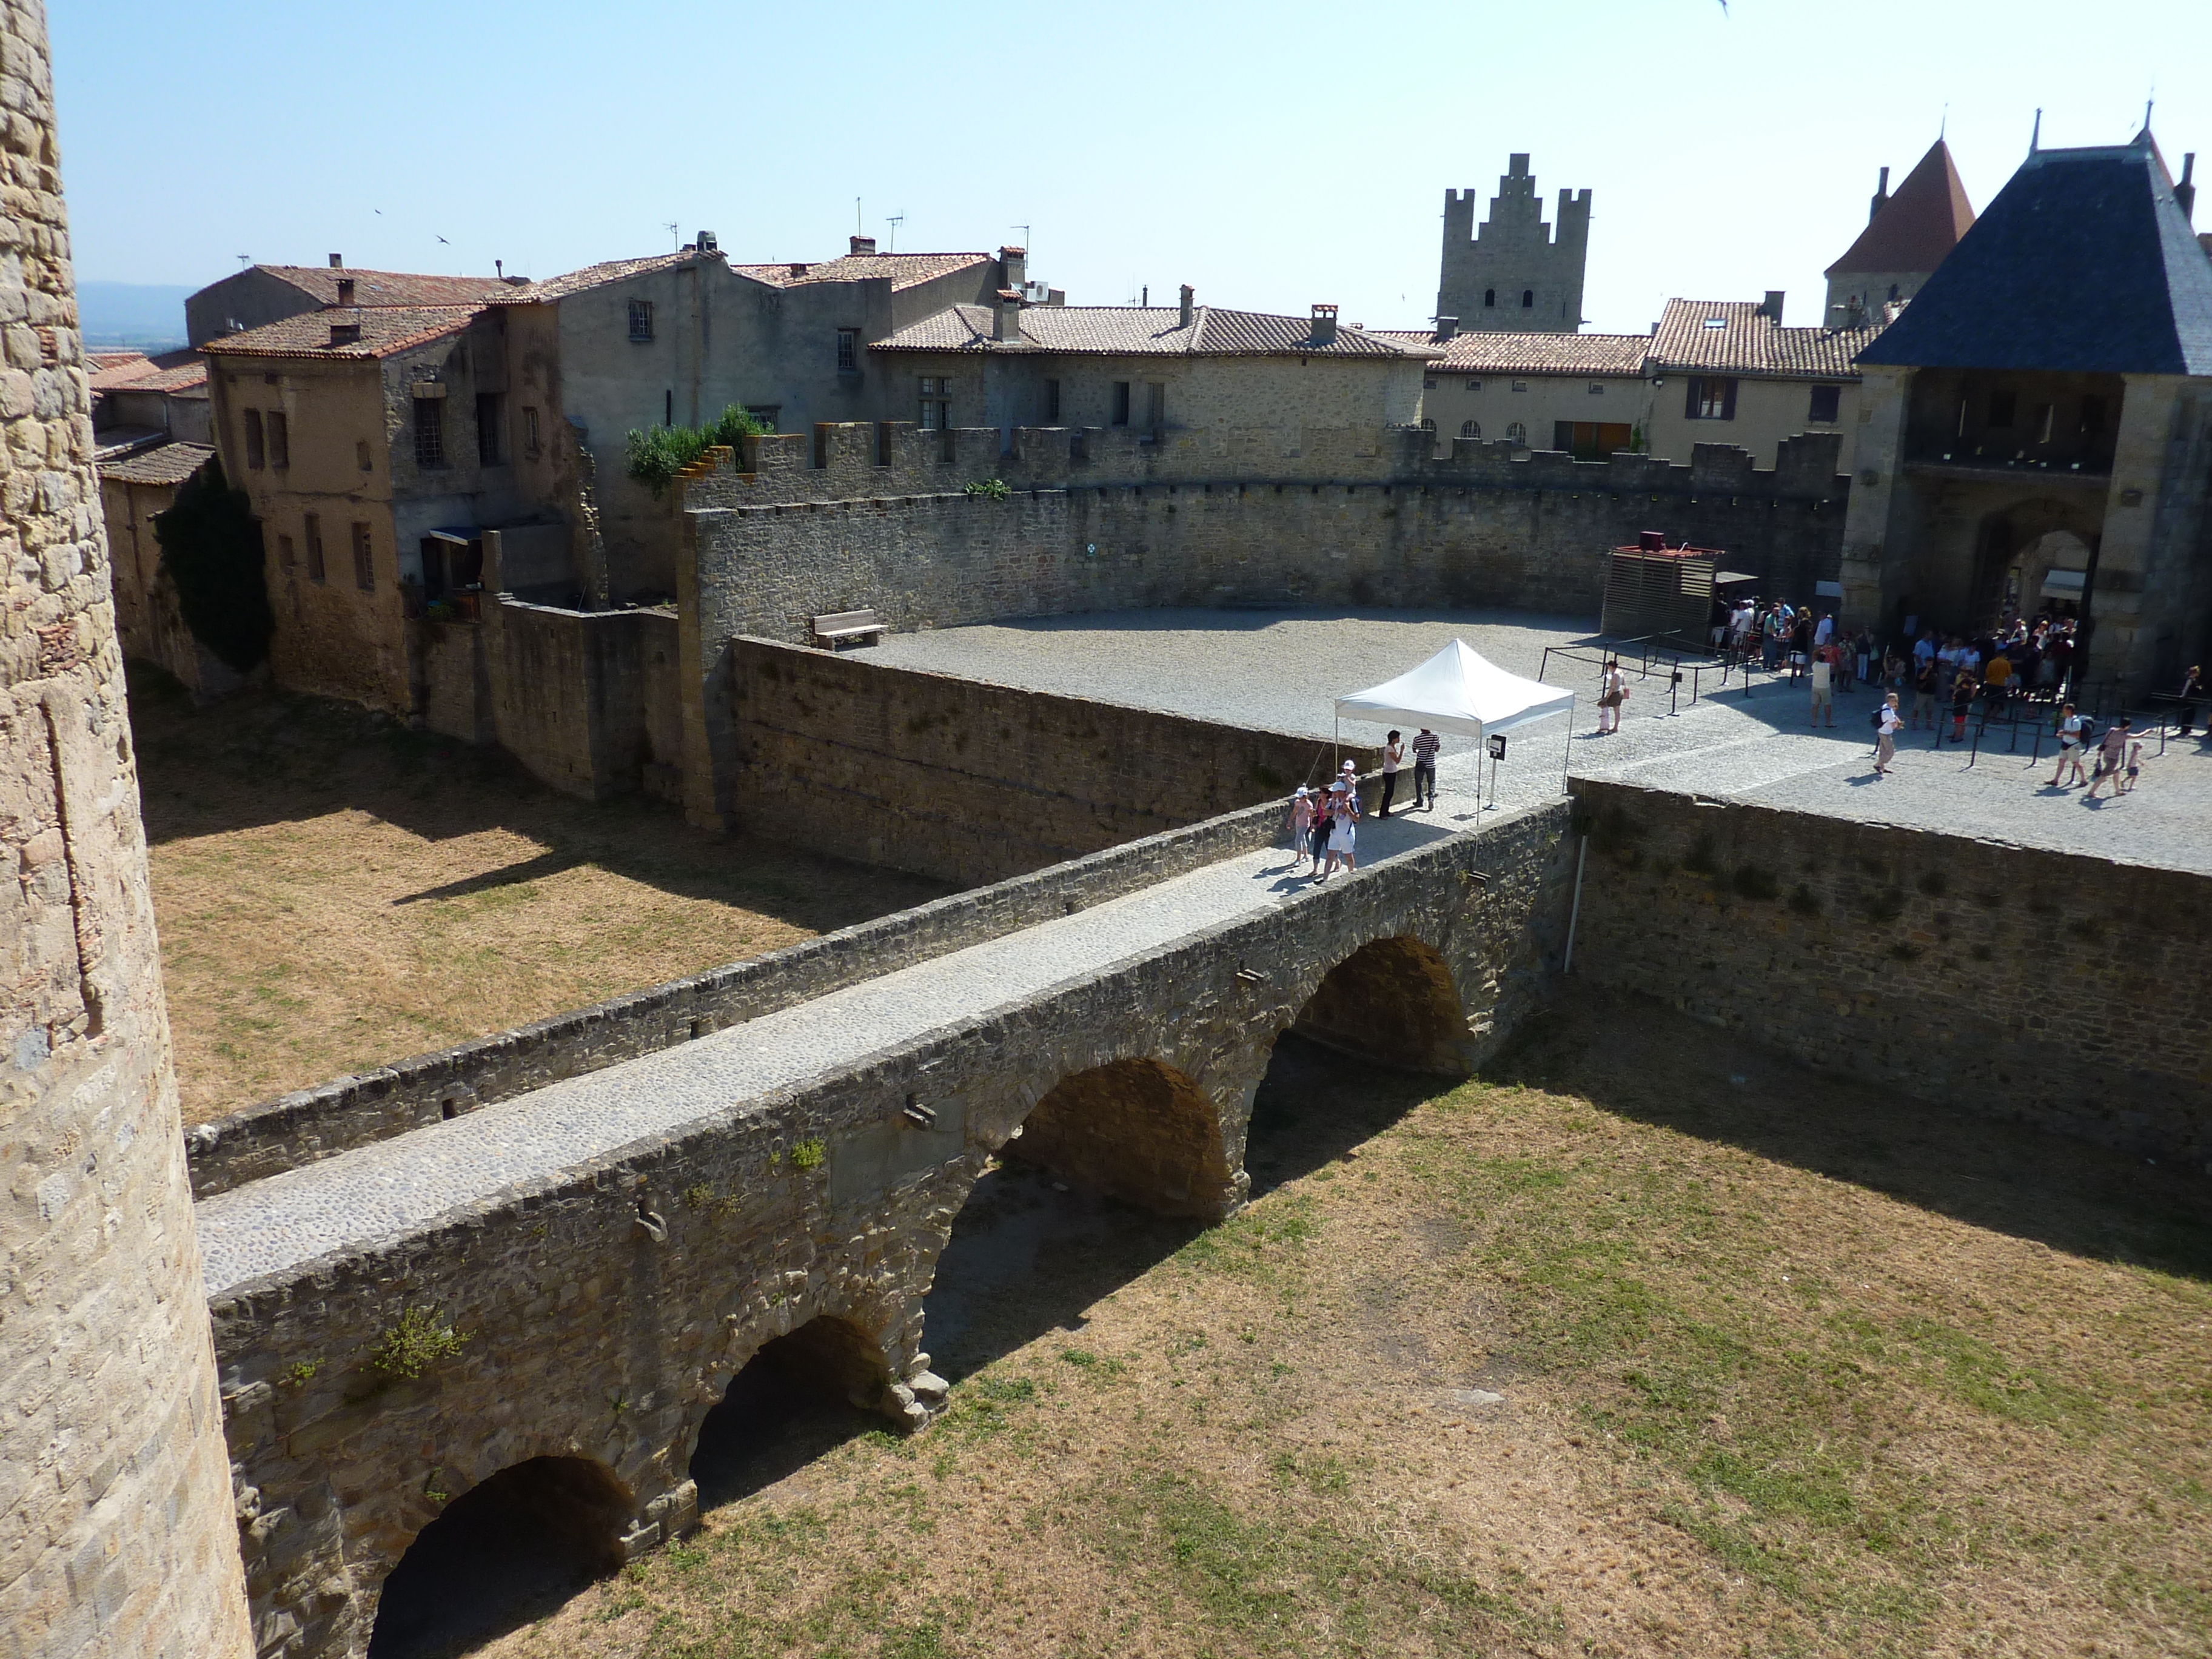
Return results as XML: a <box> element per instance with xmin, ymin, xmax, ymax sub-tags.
<box><xmin>731</xmin><ymin>636</ymin><xmax>1377</xmax><ymax>885</ymax></box>
<box><xmin>1567</xmin><ymin>780</ymin><xmax>2212</xmax><ymax>1159</ymax></box>
<box><xmin>0</xmin><ymin>4</ymin><xmax>252</xmax><ymax>1652</ymax></box>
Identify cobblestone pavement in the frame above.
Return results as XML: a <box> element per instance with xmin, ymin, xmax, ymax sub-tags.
<box><xmin>195</xmin><ymin>756</ymin><xmax>1505</xmax><ymax>1295</ymax></box>
<box><xmin>873</xmin><ymin>609</ymin><xmax>2212</xmax><ymax>875</ymax></box>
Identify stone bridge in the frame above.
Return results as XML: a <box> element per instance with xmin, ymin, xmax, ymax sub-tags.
<box><xmin>204</xmin><ymin>797</ymin><xmax>1573</xmax><ymax>1658</ymax></box>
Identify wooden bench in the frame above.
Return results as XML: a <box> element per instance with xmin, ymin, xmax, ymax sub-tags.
<box><xmin>810</xmin><ymin>608</ymin><xmax>884</xmax><ymax>649</ymax></box>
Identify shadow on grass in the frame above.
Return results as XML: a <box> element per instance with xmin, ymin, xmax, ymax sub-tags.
<box><xmin>1486</xmin><ymin>987</ymin><xmax>2212</xmax><ymax>1282</ymax></box>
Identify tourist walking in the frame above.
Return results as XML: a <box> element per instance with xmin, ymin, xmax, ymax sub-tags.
<box><xmin>1596</xmin><ymin>659</ymin><xmax>1629</xmax><ymax>735</ymax></box>
<box><xmin>1411</xmin><ymin>726</ymin><xmax>1441</xmax><ymax>809</ymax></box>
<box><xmin>2121</xmin><ymin>723</ymin><xmax>2145</xmax><ymax>793</ymax></box>
<box><xmin>1948</xmin><ymin>667</ymin><xmax>1977</xmax><ymax>742</ymax></box>
<box><xmin>1875</xmin><ymin>692</ymin><xmax>1902</xmax><ymax>775</ymax></box>
<box><xmin>1808</xmin><ymin>646</ymin><xmax>1836</xmax><ymax>726</ymax></box>
<box><xmin>1378</xmin><ymin>731</ymin><xmax>1404</xmax><ymax>817</ymax></box>
<box><xmin>2048</xmin><ymin>702</ymin><xmax>2088</xmax><ymax>786</ymax></box>
<box><xmin>2175</xmin><ymin>665</ymin><xmax>2203</xmax><ymax>738</ymax></box>
<box><xmin>1287</xmin><ymin>786</ymin><xmax>1315</xmax><ymax>870</ymax></box>
<box><xmin>1318</xmin><ymin>780</ymin><xmax>1358</xmax><ymax>878</ymax></box>
<box><xmin>2085</xmin><ymin>719</ymin><xmax>2130</xmax><ymax>799</ymax></box>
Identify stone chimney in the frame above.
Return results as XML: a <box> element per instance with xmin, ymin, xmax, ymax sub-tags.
<box><xmin>994</xmin><ymin>288</ymin><xmax>1023</xmax><ymax>342</ymax></box>
<box><xmin>335</xmin><ymin>277</ymin><xmax>355</xmax><ymax>306</ymax></box>
<box><xmin>1178</xmin><ymin>284</ymin><xmax>1194</xmax><ymax>329</ymax></box>
<box><xmin>1868</xmin><ymin>166</ymin><xmax>1889</xmax><ymax>224</ymax></box>
<box><xmin>1757</xmin><ymin>290</ymin><xmax>1785</xmax><ymax>323</ymax></box>
<box><xmin>849</xmin><ymin>234</ymin><xmax>875</xmax><ymax>255</ymax></box>
<box><xmin>329</xmin><ymin>252</ymin><xmax>343</xmax><ymax>268</ymax></box>
<box><xmin>2178</xmin><ymin>153</ymin><xmax>2197</xmax><ymax>223</ymax></box>
<box><xmin>999</xmin><ymin>244</ymin><xmax>1027</xmax><ymax>289</ymax></box>
<box><xmin>1435</xmin><ymin>315</ymin><xmax>1458</xmax><ymax>341</ymax></box>
<box><xmin>697</xmin><ymin>230</ymin><xmax>719</xmax><ymax>253</ymax></box>
<box><xmin>1310</xmin><ymin>303</ymin><xmax>1339</xmax><ymax>345</ymax></box>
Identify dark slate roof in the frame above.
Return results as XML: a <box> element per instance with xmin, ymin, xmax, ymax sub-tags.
<box><xmin>1826</xmin><ymin>139</ymin><xmax>1976</xmax><ymax>278</ymax></box>
<box><xmin>1857</xmin><ymin>138</ymin><xmax>2212</xmax><ymax>375</ymax></box>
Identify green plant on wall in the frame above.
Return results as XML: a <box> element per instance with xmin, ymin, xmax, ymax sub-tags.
<box><xmin>625</xmin><ymin>404</ymin><xmax>769</xmax><ymax>494</ymax></box>
<box><xmin>962</xmin><ymin>477</ymin><xmax>1011</xmax><ymax>501</ymax></box>
<box><xmin>790</xmin><ymin>1138</ymin><xmax>827</xmax><ymax>1171</ymax></box>
<box><xmin>151</xmin><ymin>455</ymin><xmax>274</xmax><ymax>672</ymax></box>
<box><xmin>370</xmin><ymin>1305</ymin><xmax>472</xmax><ymax>1380</ymax></box>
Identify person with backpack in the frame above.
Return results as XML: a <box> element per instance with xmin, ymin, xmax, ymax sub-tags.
<box><xmin>2048</xmin><ymin>703</ymin><xmax>2088</xmax><ymax>787</ymax></box>
<box><xmin>1874</xmin><ymin>691</ymin><xmax>1903</xmax><ymax>776</ymax></box>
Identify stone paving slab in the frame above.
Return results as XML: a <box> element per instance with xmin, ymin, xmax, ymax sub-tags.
<box><xmin>195</xmin><ymin>756</ymin><xmax>1500</xmax><ymax>1298</ymax></box>
<box><xmin>873</xmin><ymin>609</ymin><xmax>2212</xmax><ymax>876</ymax></box>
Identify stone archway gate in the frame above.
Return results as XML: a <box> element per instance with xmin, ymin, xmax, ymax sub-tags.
<box><xmin>208</xmin><ymin>800</ymin><xmax>1572</xmax><ymax>1658</ymax></box>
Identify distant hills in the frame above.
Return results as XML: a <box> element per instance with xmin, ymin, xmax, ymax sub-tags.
<box><xmin>79</xmin><ymin>281</ymin><xmax>193</xmax><ymax>349</ymax></box>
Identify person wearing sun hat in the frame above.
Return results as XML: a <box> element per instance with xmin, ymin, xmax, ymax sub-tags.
<box><xmin>1287</xmin><ymin>785</ymin><xmax>1315</xmax><ymax>871</ymax></box>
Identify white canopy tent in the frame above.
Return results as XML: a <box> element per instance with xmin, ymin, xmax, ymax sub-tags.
<box><xmin>1333</xmin><ymin>639</ymin><xmax>1577</xmax><ymax>806</ymax></box>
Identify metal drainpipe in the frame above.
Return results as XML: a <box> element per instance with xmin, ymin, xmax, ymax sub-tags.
<box><xmin>1562</xmin><ymin>832</ymin><xmax>1589</xmax><ymax>975</ymax></box>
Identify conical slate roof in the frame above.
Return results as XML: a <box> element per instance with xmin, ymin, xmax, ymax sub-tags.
<box><xmin>1826</xmin><ymin>140</ymin><xmax>1976</xmax><ymax>278</ymax></box>
<box><xmin>1857</xmin><ymin>138</ymin><xmax>2212</xmax><ymax>376</ymax></box>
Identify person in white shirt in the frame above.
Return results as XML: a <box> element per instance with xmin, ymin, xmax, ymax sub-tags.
<box><xmin>2048</xmin><ymin>703</ymin><xmax>2088</xmax><ymax>787</ymax></box>
<box><xmin>1875</xmin><ymin>692</ymin><xmax>1903</xmax><ymax>774</ymax></box>
<box><xmin>1378</xmin><ymin>730</ymin><xmax>1405</xmax><ymax>817</ymax></box>
<box><xmin>1814</xmin><ymin>613</ymin><xmax>1834</xmax><ymax>648</ymax></box>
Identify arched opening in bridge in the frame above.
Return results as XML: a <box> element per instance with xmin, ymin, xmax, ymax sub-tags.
<box><xmin>1247</xmin><ymin>937</ymin><xmax>1470</xmax><ymax>1197</ymax></box>
<box><xmin>367</xmin><ymin>1456</ymin><xmax>630</xmax><ymax>1658</ymax></box>
<box><xmin>688</xmin><ymin>1316</ymin><xmax>888</xmax><ymax>1510</ymax></box>
<box><xmin>924</xmin><ymin>1059</ymin><xmax>1221</xmax><ymax>1382</ymax></box>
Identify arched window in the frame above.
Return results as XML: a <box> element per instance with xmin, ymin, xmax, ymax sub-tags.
<box><xmin>1419</xmin><ymin>417</ymin><xmax>1436</xmax><ymax>432</ymax></box>
<box><xmin>1521</xmin><ymin>289</ymin><xmax>1534</xmax><ymax>309</ymax></box>
<box><xmin>1483</xmin><ymin>289</ymin><xmax>1496</xmax><ymax>308</ymax></box>
<box><xmin>1505</xmin><ymin>421</ymin><xmax>1527</xmax><ymax>444</ymax></box>
<box><xmin>1461</xmin><ymin>420</ymin><xmax>1480</xmax><ymax>439</ymax></box>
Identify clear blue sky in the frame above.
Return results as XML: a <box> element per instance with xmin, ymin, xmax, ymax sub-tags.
<box><xmin>54</xmin><ymin>0</ymin><xmax>2212</xmax><ymax>333</ymax></box>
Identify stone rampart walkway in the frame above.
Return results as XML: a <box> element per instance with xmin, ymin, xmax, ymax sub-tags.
<box><xmin>196</xmin><ymin>755</ymin><xmax>1503</xmax><ymax>1297</ymax></box>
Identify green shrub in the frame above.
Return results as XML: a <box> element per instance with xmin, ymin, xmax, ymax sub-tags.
<box><xmin>962</xmin><ymin>477</ymin><xmax>1012</xmax><ymax>501</ymax></box>
<box><xmin>152</xmin><ymin>456</ymin><xmax>273</xmax><ymax>672</ymax></box>
<box><xmin>370</xmin><ymin>1306</ymin><xmax>471</xmax><ymax>1379</ymax></box>
<box><xmin>625</xmin><ymin>405</ymin><xmax>768</xmax><ymax>494</ymax></box>
<box><xmin>790</xmin><ymin>1138</ymin><xmax>826</xmax><ymax>1171</ymax></box>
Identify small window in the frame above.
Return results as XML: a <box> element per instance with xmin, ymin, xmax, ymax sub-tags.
<box><xmin>1044</xmin><ymin>378</ymin><xmax>1061</xmax><ymax>423</ymax></box>
<box><xmin>475</xmin><ymin>393</ymin><xmax>503</xmax><ymax>465</ymax></box>
<box><xmin>836</xmin><ymin>329</ymin><xmax>859</xmax><ymax>372</ymax></box>
<box><xmin>414</xmin><ymin>397</ymin><xmax>446</xmax><ymax>467</ymax></box>
<box><xmin>1587</xmin><ymin>382</ymin><xmax>1605</xmax><ymax>395</ymax></box>
<box><xmin>1808</xmin><ymin>384</ymin><xmax>1842</xmax><ymax>424</ymax></box>
<box><xmin>1701</xmin><ymin>317</ymin><xmax>1727</xmax><ymax>329</ymax></box>
<box><xmin>1505</xmin><ymin>421</ymin><xmax>1527</xmax><ymax>444</ymax></box>
<box><xmin>1111</xmin><ymin>381</ymin><xmax>1131</xmax><ymax>426</ymax></box>
<box><xmin>1423</xmin><ymin>377</ymin><xmax>1438</xmax><ymax>390</ymax></box>
<box><xmin>1511</xmin><ymin>380</ymin><xmax>1528</xmax><ymax>392</ymax></box>
<box><xmin>523</xmin><ymin>406</ymin><xmax>541</xmax><ymax>454</ymax></box>
<box><xmin>1483</xmin><ymin>289</ymin><xmax>1496</xmax><ymax>308</ymax></box>
<box><xmin>1145</xmin><ymin>382</ymin><xmax>1164</xmax><ymax>431</ymax></box>
<box><xmin>628</xmin><ymin>300</ymin><xmax>653</xmax><ymax>341</ymax></box>
<box><xmin>1461</xmin><ymin>420</ymin><xmax>1480</xmax><ymax>439</ymax></box>
<box><xmin>1521</xmin><ymin>289</ymin><xmax>1533</xmax><ymax>309</ymax></box>
<box><xmin>304</xmin><ymin>513</ymin><xmax>325</xmax><ymax>582</ymax></box>
<box><xmin>276</xmin><ymin>532</ymin><xmax>295</xmax><ymax>568</ymax></box>
<box><xmin>1464</xmin><ymin>378</ymin><xmax>1481</xmax><ymax>391</ymax></box>
<box><xmin>917</xmin><ymin>377</ymin><xmax>948</xmax><ymax>429</ymax></box>
<box><xmin>243</xmin><ymin>408</ymin><xmax>264</xmax><ymax>469</ymax></box>
<box><xmin>1684</xmin><ymin>376</ymin><xmax>1737</xmax><ymax>420</ymax></box>
<box><xmin>1987</xmin><ymin>389</ymin><xmax>2017</xmax><ymax>429</ymax></box>
<box><xmin>266</xmin><ymin>409</ymin><xmax>289</xmax><ymax>469</ymax></box>
<box><xmin>2079</xmin><ymin>395</ymin><xmax>2107</xmax><ymax>434</ymax></box>
<box><xmin>356</xmin><ymin>439</ymin><xmax>372</xmax><ymax>471</ymax></box>
<box><xmin>1419</xmin><ymin>416</ymin><xmax>1436</xmax><ymax>432</ymax></box>
<box><xmin>350</xmin><ymin>521</ymin><xmax>374</xmax><ymax>591</ymax></box>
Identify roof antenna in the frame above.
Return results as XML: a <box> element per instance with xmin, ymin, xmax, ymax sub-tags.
<box><xmin>2029</xmin><ymin>108</ymin><xmax>2042</xmax><ymax>155</ymax></box>
<box><xmin>664</xmin><ymin>221</ymin><xmax>679</xmax><ymax>250</ymax></box>
<box><xmin>886</xmin><ymin>213</ymin><xmax>904</xmax><ymax>252</ymax></box>
<box><xmin>1939</xmin><ymin>101</ymin><xmax>1948</xmax><ymax>140</ymax></box>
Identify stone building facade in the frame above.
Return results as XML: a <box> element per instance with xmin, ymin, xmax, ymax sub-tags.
<box><xmin>1436</xmin><ymin>153</ymin><xmax>1591</xmax><ymax>335</ymax></box>
<box><xmin>0</xmin><ymin>2</ymin><xmax>252</xmax><ymax>1652</ymax></box>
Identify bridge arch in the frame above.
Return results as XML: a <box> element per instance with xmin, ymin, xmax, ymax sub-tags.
<box><xmin>1291</xmin><ymin>932</ymin><xmax>1473</xmax><ymax>1076</ymax></box>
<box><xmin>687</xmin><ymin>1313</ymin><xmax>896</xmax><ymax>1507</ymax></box>
<box><xmin>1004</xmin><ymin>1056</ymin><xmax>1235</xmax><ymax>1218</ymax></box>
<box><xmin>366</xmin><ymin>1454</ymin><xmax>632</xmax><ymax>1657</ymax></box>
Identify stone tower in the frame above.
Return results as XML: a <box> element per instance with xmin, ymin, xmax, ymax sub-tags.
<box><xmin>0</xmin><ymin>3</ymin><xmax>255</xmax><ymax>1655</ymax></box>
<box><xmin>1436</xmin><ymin>153</ymin><xmax>1591</xmax><ymax>335</ymax></box>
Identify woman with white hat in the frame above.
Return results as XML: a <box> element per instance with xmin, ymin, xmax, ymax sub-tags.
<box><xmin>1287</xmin><ymin>786</ymin><xmax>1316</xmax><ymax>871</ymax></box>
<box><xmin>1319</xmin><ymin>779</ymin><xmax>1359</xmax><ymax>879</ymax></box>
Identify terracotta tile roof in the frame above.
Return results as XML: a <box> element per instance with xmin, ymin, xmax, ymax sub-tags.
<box><xmin>876</xmin><ymin>304</ymin><xmax>1436</xmax><ymax>359</ymax></box>
<box><xmin>1826</xmin><ymin>140</ymin><xmax>1976</xmax><ymax>278</ymax></box>
<box><xmin>97</xmin><ymin>438</ymin><xmax>215</xmax><ymax>488</ymax></box>
<box><xmin>1389</xmin><ymin>330</ymin><xmax>1652</xmax><ymax>377</ymax></box>
<box><xmin>89</xmin><ymin>347</ymin><xmax>206</xmax><ymax>394</ymax></box>
<box><xmin>731</xmin><ymin>252</ymin><xmax>993</xmax><ymax>290</ymax></box>
<box><xmin>87</xmin><ymin>350</ymin><xmax>149</xmax><ymax>372</ymax></box>
<box><xmin>1649</xmin><ymin>300</ymin><xmax>1882</xmax><ymax>378</ymax></box>
<box><xmin>493</xmin><ymin>251</ymin><xmax>694</xmax><ymax>304</ymax></box>
<box><xmin>255</xmin><ymin>266</ymin><xmax>518</xmax><ymax>308</ymax></box>
<box><xmin>203</xmin><ymin>306</ymin><xmax>482</xmax><ymax>360</ymax></box>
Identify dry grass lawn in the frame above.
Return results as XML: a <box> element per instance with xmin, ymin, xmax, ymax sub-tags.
<box><xmin>129</xmin><ymin>669</ymin><xmax>950</xmax><ymax>1123</ymax></box>
<box><xmin>446</xmin><ymin>993</ymin><xmax>2211</xmax><ymax>1659</ymax></box>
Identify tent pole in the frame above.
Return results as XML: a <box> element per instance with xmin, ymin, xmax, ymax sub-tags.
<box><xmin>1561</xmin><ymin>697</ymin><xmax>1574</xmax><ymax>798</ymax></box>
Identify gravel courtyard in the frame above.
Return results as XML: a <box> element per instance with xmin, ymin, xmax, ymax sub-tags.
<box><xmin>871</xmin><ymin>608</ymin><xmax>2212</xmax><ymax>875</ymax></box>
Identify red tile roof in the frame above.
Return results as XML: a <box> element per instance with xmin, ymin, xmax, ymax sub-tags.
<box><xmin>494</xmin><ymin>251</ymin><xmax>695</xmax><ymax>304</ymax></box>
<box><xmin>731</xmin><ymin>252</ymin><xmax>994</xmax><ymax>290</ymax></box>
<box><xmin>88</xmin><ymin>347</ymin><xmax>206</xmax><ymax>394</ymax></box>
<box><xmin>877</xmin><ymin>303</ymin><xmax>1435</xmax><ymax>359</ymax></box>
<box><xmin>1826</xmin><ymin>140</ymin><xmax>1976</xmax><ymax>278</ymax></box>
<box><xmin>97</xmin><ymin>439</ymin><xmax>215</xmax><ymax>488</ymax></box>
<box><xmin>255</xmin><ymin>266</ymin><xmax>518</xmax><ymax>308</ymax></box>
<box><xmin>202</xmin><ymin>306</ymin><xmax>482</xmax><ymax>360</ymax></box>
<box><xmin>1387</xmin><ymin>330</ymin><xmax>1652</xmax><ymax>377</ymax></box>
<box><xmin>1649</xmin><ymin>300</ymin><xmax>1883</xmax><ymax>378</ymax></box>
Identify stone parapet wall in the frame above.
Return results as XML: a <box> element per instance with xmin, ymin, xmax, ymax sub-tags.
<box><xmin>731</xmin><ymin>636</ymin><xmax>1375</xmax><ymax>885</ymax></box>
<box><xmin>0</xmin><ymin>4</ymin><xmax>253</xmax><ymax>1652</ymax></box>
<box><xmin>186</xmin><ymin>783</ymin><xmax>1333</xmax><ymax>1199</ymax></box>
<box><xmin>1566</xmin><ymin>780</ymin><xmax>2212</xmax><ymax>1159</ymax></box>
<box><xmin>210</xmin><ymin>799</ymin><xmax>1573</xmax><ymax>1659</ymax></box>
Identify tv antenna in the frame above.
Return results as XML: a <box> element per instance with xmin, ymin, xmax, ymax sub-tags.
<box><xmin>664</xmin><ymin>221</ymin><xmax>679</xmax><ymax>250</ymax></box>
<box><xmin>886</xmin><ymin>212</ymin><xmax>904</xmax><ymax>252</ymax></box>
<box><xmin>235</xmin><ymin>254</ymin><xmax>250</xmax><ymax>269</ymax></box>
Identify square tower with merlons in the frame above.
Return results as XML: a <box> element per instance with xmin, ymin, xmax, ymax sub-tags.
<box><xmin>1437</xmin><ymin>154</ymin><xmax>1591</xmax><ymax>334</ymax></box>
